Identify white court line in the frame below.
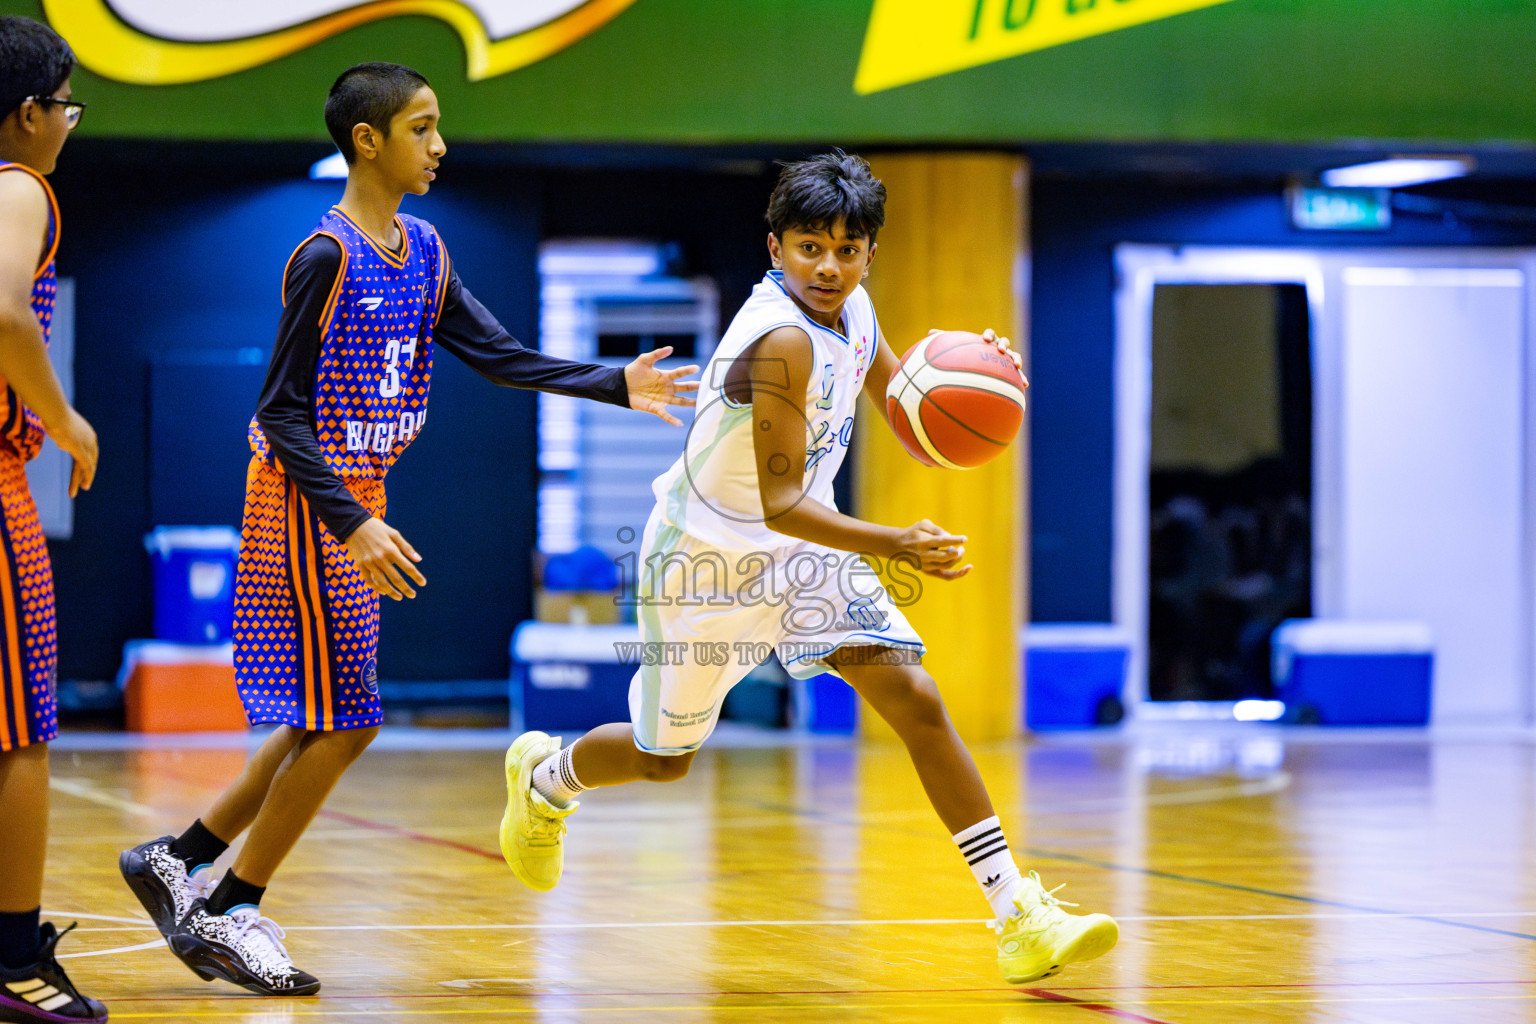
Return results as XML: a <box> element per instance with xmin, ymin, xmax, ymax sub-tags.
<box><xmin>201</xmin><ymin>910</ymin><xmax>1536</xmax><ymax>932</ymax></box>
<box><xmin>1136</xmin><ymin>773</ymin><xmax>1290</xmax><ymax>807</ymax></box>
<box><xmin>47</xmin><ymin>777</ymin><xmax>161</xmax><ymax>818</ymax></box>
<box><xmin>1121</xmin><ymin>911</ymin><xmax>1536</xmax><ymax>922</ymax></box>
<box><xmin>45</xmin><ymin>912</ymin><xmax>154</xmax><ymax>925</ymax></box>
<box><xmin>271</xmin><ymin>910</ymin><xmax>1536</xmax><ymax>930</ymax></box>
<box><xmin>1021</xmin><ymin>773</ymin><xmax>1293</xmax><ymax>813</ymax></box>
<box><xmin>56</xmin><ymin>909</ymin><xmax>1536</xmax><ymax>942</ymax></box>
<box><xmin>56</xmin><ymin>939</ymin><xmax>165</xmax><ymax>960</ymax></box>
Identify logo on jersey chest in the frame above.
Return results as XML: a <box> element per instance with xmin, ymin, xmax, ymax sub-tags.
<box><xmin>806</xmin><ymin>362</ymin><xmax>855</xmax><ymax>473</ymax></box>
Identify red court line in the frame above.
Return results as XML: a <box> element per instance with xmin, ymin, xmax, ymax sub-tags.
<box><xmin>1028</xmin><ymin>848</ymin><xmax>1536</xmax><ymax>943</ymax></box>
<box><xmin>316</xmin><ymin>807</ymin><xmax>505</xmax><ymax>862</ymax></box>
<box><xmin>1029</xmin><ymin>988</ymin><xmax>1179</xmax><ymax>1023</ymax></box>
<box><xmin>1042</xmin><ymin>979</ymin><xmax>1536</xmax><ymax>992</ymax></box>
<box><xmin>134</xmin><ymin>763</ymin><xmax>508</xmax><ymax>862</ymax></box>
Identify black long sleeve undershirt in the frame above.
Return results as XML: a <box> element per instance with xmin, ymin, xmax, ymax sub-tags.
<box><xmin>254</xmin><ymin>234</ymin><xmax>630</xmax><ymax>539</ymax></box>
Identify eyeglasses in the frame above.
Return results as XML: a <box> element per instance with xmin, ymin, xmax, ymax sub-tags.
<box><xmin>24</xmin><ymin>96</ymin><xmax>86</xmax><ymax>130</ymax></box>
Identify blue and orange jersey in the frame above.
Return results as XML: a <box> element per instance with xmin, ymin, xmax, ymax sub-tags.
<box><xmin>249</xmin><ymin>207</ymin><xmax>449</xmax><ymax>480</ymax></box>
<box><xmin>0</xmin><ymin>161</ymin><xmax>57</xmax><ymax>463</ymax></box>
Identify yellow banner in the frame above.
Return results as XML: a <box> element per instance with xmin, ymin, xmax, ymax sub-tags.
<box><xmin>41</xmin><ymin>0</ymin><xmax>639</xmax><ymax>85</ymax></box>
<box><xmin>856</xmin><ymin>0</ymin><xmax>1242</xmax><ymax>94</ymax></box>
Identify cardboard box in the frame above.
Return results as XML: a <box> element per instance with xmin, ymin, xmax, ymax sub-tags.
<box><xmin>534</xmin><ymin>588</ymin><xmax>623</xmax><ymax>625</ymax></box>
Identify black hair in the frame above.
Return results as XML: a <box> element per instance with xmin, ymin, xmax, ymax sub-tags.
<box><xmin>766</xmin><ymin>149</ymin><xmax>886</xmax><ymax>241</ymax></box>
<box><xmin>324</xmin><ymin>62</ymin><xmax>431</xmax><ymax>163</ymax></box>
<box><xmin>0</xmin><ymin>16</ymin><xmax>75</xmax><ymax>121</ymax></box>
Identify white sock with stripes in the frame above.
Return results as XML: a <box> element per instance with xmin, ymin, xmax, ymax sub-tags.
<box><xmin>954</xmin><ymin>816</ymin><xmax>1025</xmax><ymax>921</ymax></box>
<box><xmin>531</xmin><ymin>744</ymin><xmax>588</xmax><ymax>808</ymax></box>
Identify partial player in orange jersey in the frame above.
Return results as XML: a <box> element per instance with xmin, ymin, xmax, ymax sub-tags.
<box><xmin>0</xmin><ymin>15</ymin><xmax>105</xmax><ymax>1024</ymax></box>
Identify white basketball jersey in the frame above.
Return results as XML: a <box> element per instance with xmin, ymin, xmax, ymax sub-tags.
<box><xmin>651</xmin><ymin>270</ymin><xmax>879</xmax><ymax>552</ymax></box>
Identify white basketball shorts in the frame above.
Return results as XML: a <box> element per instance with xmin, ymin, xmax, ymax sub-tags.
<box><xmin>628</xmin><ymin>507</ymin><xmax>925</xmax><ymax>754</ymax></box>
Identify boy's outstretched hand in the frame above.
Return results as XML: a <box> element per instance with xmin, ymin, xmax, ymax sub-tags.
<box><xmin>892</xmin><ymin>519</ymin><xmax>973</xmax><ymax>580</ymax></box>
<box><xmin>625</xmin><ymin>346</ymin><xmax>701</xmax><ymax>427</ymax></box>
<box><xmin>346</xmin><ymin>517</ymin><xmax>426</xmax><ymax>601</ymax></box>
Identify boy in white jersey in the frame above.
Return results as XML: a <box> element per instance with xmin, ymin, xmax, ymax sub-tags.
<box><xmin>501</xmin><ymin>152</ymin><xmax>1118</xmax><ymax>983</ymax></box>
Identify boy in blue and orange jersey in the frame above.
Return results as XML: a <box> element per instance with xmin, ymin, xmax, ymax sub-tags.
<box><xmin>119</xmin><ymin>62</ymin><xmax>698</xmax><ymax>997</ymax></box>
<box><xmin>0</xmin><ymin>15</ymin><xmax>105</xmax><ymax>1024</ymax></box>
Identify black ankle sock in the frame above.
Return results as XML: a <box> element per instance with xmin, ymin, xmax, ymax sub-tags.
<box><xmin>0</xmin><ymin>907</ymin><xmax>40</xmax><ymax>970</ymax></box>
<box><xmin>169</xmin><ymin>819</ymin><xmax>229</xmax><ymax>873</ymax></box>
<box><xmin>205</xmin><ymin>871</ymin><xmax>265</xmax><ymax>917</ymax></box>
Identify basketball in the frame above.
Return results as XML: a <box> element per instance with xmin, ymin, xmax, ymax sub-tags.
<box><xmin>885</xmin><ymin>331</ymin><xmax>1028</xmax><ymax>469</ymax></box>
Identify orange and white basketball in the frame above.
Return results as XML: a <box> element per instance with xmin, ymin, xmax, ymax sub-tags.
<box><xmin>885</xmin><ymin>331</ymin><xmax>1028</xmax><ymax>469</ymax></box>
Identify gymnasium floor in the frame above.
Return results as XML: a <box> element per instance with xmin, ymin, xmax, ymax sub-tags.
<box><xmin>42</xmin><ymin>723</ymin><xmax>1536</xmax><ymax>1023</ymax></box>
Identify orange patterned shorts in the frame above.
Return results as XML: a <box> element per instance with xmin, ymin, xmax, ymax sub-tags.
<box><xmin>232</xmin><ymin>457</ymin><xmax>386</xmax><ymax>731</ymax></box>
<box><xmin>0</xmin><ymin>448</ymin><xmax>55</xmax><ymax>751</ymax></box>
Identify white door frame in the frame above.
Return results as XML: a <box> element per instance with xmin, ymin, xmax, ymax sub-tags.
<box><xmin>1113</xmin><ymin>244</ymin><xmax>1536</xmax><ymax>723</ymax></box>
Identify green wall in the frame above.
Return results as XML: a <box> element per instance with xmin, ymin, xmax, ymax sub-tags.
<box><xmin>7</xmin><ymin>0</ymin><xmax>1536</xmax><ymax>145</ymax></box>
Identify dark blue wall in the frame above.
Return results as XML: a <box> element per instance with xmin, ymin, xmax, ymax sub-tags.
<box><xmin>45</xmin><ymin>145</ymin><xmax>781</xmax><ymax>687</ymax></box>
<box><xmin>63</xmin><ymin>144</ymin><xmax>1536</xmax><ymax>675</ymax></box>
<box><xmin>1029</xmin><ymin>179</ymin><xmax>1536</xmax><ymax>622</ymax></box>
<box><xmin>49</xmin><ymin>146</ymin><xmax>542</xmax><ymax>682</ymax></box>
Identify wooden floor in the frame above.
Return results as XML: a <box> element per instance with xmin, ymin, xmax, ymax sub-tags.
<box><xmin>37</xmin><ymin>724</ymin><xmax>1536</xmax><ymax>1023</ymax></box>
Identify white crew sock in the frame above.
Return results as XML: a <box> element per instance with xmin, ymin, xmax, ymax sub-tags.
<box><xmin>953</xmin><ymin>815</ymin><xmax>1025</xmax><ymax>921</ymax></box>
<box><xmin>531</xmin><ymin>744</ymin><xmax>588</xmax><ymax>808</ymax></box>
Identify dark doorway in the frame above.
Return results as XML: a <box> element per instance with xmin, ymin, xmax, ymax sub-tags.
<box><xmin>1147</xmin><ymin>284</ymin><xmax>1312</xmax><ymax>702</ymax></box>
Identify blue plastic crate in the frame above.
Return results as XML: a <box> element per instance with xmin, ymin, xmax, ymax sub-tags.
<box><xmin>1023</xmin><ymin>624</ymin><xmax>1129</xmax><ymax>730</ymax></box>
<box><xmin>510</xmin><ymin>623</ymin><xmax>637</xmax><ymax>732</ymax></box>
<box><xmin>797</xmin><ymin>672</ymin><xmax>857</xmax><ymax>734</ymax></box>
<box><xmin>143</xmin><ymin>526</ymin><xmax>241</xmax><ymax>645</ymax></box>
<box><xmin>1272</xmin><ymin>620</ymin><xmax>1433</xmax><ymax>725</ymax></box>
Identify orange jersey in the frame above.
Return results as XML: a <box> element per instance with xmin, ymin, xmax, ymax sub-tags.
<box><xmin>0</xmin><ymin>162</ymin><xmax>58</xmax><ymax>462</ymax></box>
<box><xmin>0</xmin><ymin>162</ymin><xmax>59</xmax><ymax>750</ymax></box>
<box><xmin>248</xmin><ymin>207</ymin><xmax>448</xmax><ymax>479</ymax></box>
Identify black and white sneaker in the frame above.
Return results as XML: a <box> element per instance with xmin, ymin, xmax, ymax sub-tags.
<box><xmin>0</xmin><ymin>923</ymin><xmax>107</xmax><ymax>1023</ymax></box>
<box><xmin>168</xmin><ymin>901</ymin><xmax>320</xmax><ymax>997</ymax></box>
<box><xmin>118</xmin><ymin>836</ymin><xmax>216</xmax><ymax>938</ymax></box>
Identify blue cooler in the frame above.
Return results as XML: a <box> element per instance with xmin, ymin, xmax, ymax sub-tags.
<box><xmin>1272</xmin><ymin>620</ymin><xmax>1433</xmax><ymax>725</ymax></box>
<box><xmin>1023</xmin><ymin>624</ymin><xmax>1130</xmax><ymax>730</ymax></box>
<box><xmin>791</xmin><ymin>671</ymin><xmax>857</xmax><ymax>734</ymax></box>
<box><xmin>510</xmin><ymin>622</ymin><xmax>637</xmax><ymax>732</ymax></box>
<box><xmin>144</xmin><ymin>526</ymin><xmax>241</xmax><ymax>644</ymax></box>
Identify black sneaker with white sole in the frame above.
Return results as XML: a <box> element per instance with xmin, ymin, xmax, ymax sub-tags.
<box><xmin>118</xmin><ymin>836</ymin><xmax>215</xmax><ymax>938</ymax></box>
<box><xmin>0</xmin><ymin>923</ymin><xmax>107</xmax><ymax>1023</ymax></box>
<box><xmin>169</xmin><ymin>900</ymin><xmax>320</xmax><ymax>997</ymax></box>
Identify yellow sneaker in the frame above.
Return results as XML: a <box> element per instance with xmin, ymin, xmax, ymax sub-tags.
<box><xmin>499</xmin><ymin>731</ymin><xmax>577</xmax><ymax>891</ymax></box>
<box><xmin>995</xmin><ymin>871</ymin><xmax>1118</xmax><ymax>984</ymax></box>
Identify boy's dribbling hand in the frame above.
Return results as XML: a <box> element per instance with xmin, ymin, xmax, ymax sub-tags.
<box><xmin>892</xmin><ymin>518</ymin><xmax>973</xmax><ymax>581</ymax></box>
<box><xmin>346</xmin><ymin>517</ymin><xmax>426</xmax><ymax>600</ymax></box>
<box><xmin>925</xmin><ymin>327</ymin><xmax>1025</xmax><ymax>373</ymax></box>
<box><xmin>978</xmin><ymin>328</ymin><xmax>1023</xmax><ymax>373</ymax></box>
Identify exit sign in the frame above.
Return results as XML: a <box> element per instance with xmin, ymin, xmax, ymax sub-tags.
<box><xmin>1290</xmin><ymin>187</ymin><xmax>1392</xmax><ymax>231</ymax></box>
